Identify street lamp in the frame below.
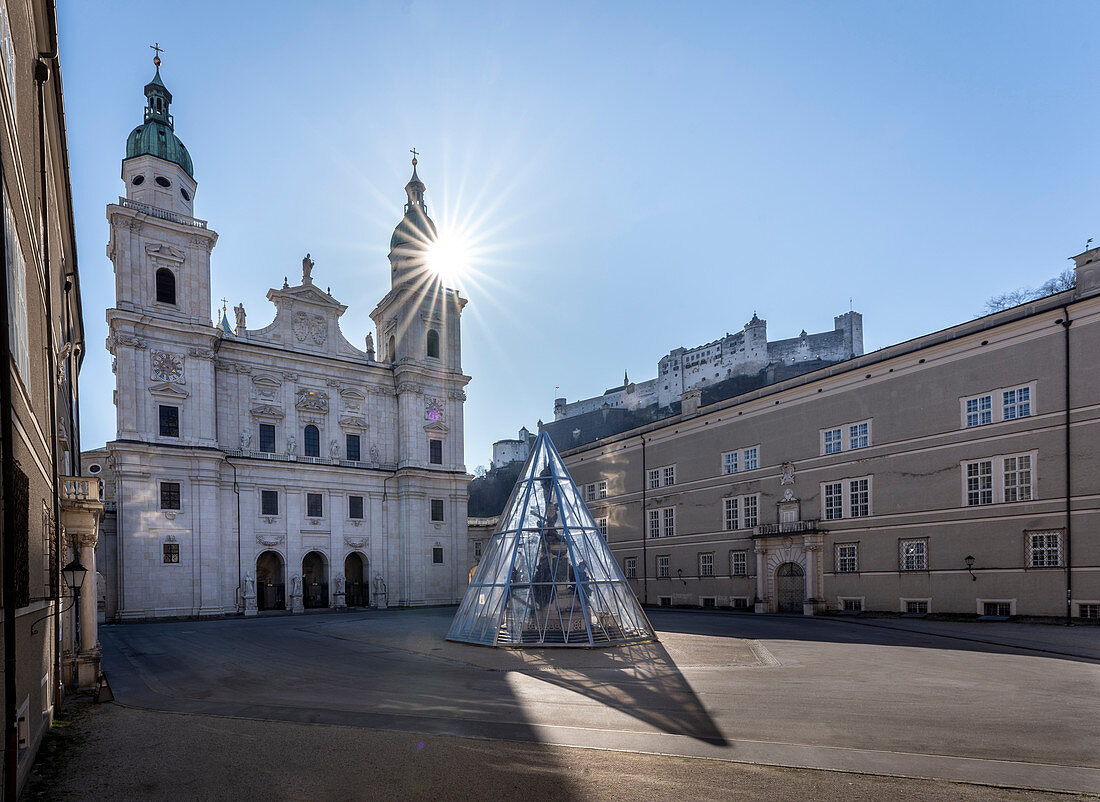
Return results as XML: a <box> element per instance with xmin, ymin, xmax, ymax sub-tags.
<box><xmin>964</xmin><ymin>555</ymin><xmax>977</xmax><ymax>582</ymax></box>
<box><xmin>61</xmin><ymin>559</ymin><xmax>87</xmax><ymax>689</ymax></box>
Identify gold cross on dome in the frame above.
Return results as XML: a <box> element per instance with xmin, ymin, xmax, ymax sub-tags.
<box><xmin>150</xmin><ymin>42</ymin><xmax>165</xmax><ymax>67</ymax></box>
<box><xmin>410</xmin><ymin>147</ymin><xmax>419</xmax><ymax>165</ymax></box>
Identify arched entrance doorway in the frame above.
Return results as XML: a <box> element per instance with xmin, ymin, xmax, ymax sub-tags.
<box><xmin>776</xmin><ymin>562</ymin><xmax>805</xmax><ymax>613</ymax></box>
<box><xmin>344</xmin><ymin>553</ymin><xmax>366</xmax><ymax>606</ymax></box>
<box><xmin>302</xmin><ymin>551</ymin><xmax>328</xmax><ymax>608</ymax></box>
<box><xmin>257</xmin><ymin>551</ymin><xmax>285</xmax><ymax>611</ymax></box>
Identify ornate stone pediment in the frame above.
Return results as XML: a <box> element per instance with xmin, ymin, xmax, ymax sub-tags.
<box><xmin>149</xmin><ymin>381</ymin><xmax>189</xmax><ymax>400</ymax></box>
<box><xmin>423</xmin><ymin>420</ymin><xmax>450</xmax><ymax>435</ymax></box>
<box><xmin>339</xmin><ymin>387</ymin><xmax>366</xmax><ymax>401</ymax></box>
<box><xmin>145</xmin><ymin>242</ymin><xmax>186</xmax><ymax>262</ymax></box>
<box><xmin>295</xmin><ymin>389</ymin><xmax>329</xmax><ymax>413</ymax></box>
<box><xmin>339</xmin><ymin>415</ymin><xmax>367</xmax><ymax>429</ymax></box>
<box><xmin>250</xmin><ymin>404</ymin><xmax>285</xmax><ymax>420</ymax></box>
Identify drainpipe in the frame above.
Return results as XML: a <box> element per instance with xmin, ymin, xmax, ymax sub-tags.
<box><xmin>641</xmin><ymin>434</ymin><xmax>648</xmax><ymax>605</ymax></box>
<box><xmin>1060</xmin><ymin>307</ymin><xmax>1072</xmax><ymax>624</ymax></box>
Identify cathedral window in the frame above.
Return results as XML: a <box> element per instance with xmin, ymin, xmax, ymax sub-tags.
<box><xmin>155</xmin><ymin>176</ymin><xmax>172</xmax><ymax>188</ymax></box>
<box><xmin>304</xmin><ymin>425</ymin><xmax>320</xmax><ymax>457</ymax></box>
<box><xmin>388</xmin><ymin>335</ymin><xmax>396</xmax><ymax>364</ymax></box>
<box><xmin>260</xmin><ymin>490</ymin><xmax>279</xmax><ymax>516</ymax></box>
<box><xmin>426</xmin><ymin>329</ymin><xmax>440</xmax><ymax>359</ymax></box>
<box><xmin>162</xmin><ymin>543</ymin><xmax>180</xmax><ymax>564</ymax></box>
<box><xmin>430</xmin><ymin>499</ymin><xmax>444</xmax><ymax>522</ymax></box>
<box><xmin>131</xmin><ymin>174</ymin><xmax>145</xmax><ymax>186</ymax></box>
<box><xmin>429</xmin><ymin>438</ymin><xmax>443</xmax><ymax>465</ymax></box>
<box><xmin>158</xmin><ymin>405</ymin><xmax>179</xmax><ymax>438</ymax></box>
<box><xmin>348</xmin><ymin>495</ymin><xmax>364</xmax><ymax>520</ymax></box>
<box><xmin>346</xmin><ymin>434</ymin><xmax>361</xmax><ymax>462</ymax></box>
<box><xmin>306</xmin><ymin>493</ymin><xmax>323</xmax><ymax>518</ymax></box>
<box><xmin>258</xmin><ymin>424</ymin><xmax>276</xmax><ymax>453</ymax></box>
<box><xmin>155</xmin><ymin>268</ymin><xmax>176</xmax><ymax>305</ymax></box>
<box><xmin>432</xmin><ymin>547</ymin><xmax>444</xmax><ymax>564</ymax></box>
<box><xmin>159</xmin><ymin>482</ymin><xmax>181</xmax><ymax>511</ymax></box>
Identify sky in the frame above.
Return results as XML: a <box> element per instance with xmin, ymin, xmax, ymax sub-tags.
<box><xmin>61</xmin><ymin>1</ymin><xmax>1100</xmax><ymax>469</ymax></box>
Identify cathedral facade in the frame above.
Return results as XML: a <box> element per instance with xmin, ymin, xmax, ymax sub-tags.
<box><xmin>103</xmin><ymin>64</ymin><xmax>470</xmax><ymax>619</ymax></box>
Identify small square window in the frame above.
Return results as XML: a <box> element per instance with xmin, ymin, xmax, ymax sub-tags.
<box><xmin>906</xmin><ymin>600</ymin><xmax>929</xmax><ymax>615</ymax></box>
<box><xmin>836</xmin><ymin>543</ymin><xmax>858</xmax><ymax>573</ymax></box>
<box><xmin>348</xmin><ymin>495</ymin><xmax>364</xmax><ymax>520</ymax></box>
<box><xmin>983</xmin><ymin>601</ymin><xmax>1011</xmax><ymax>617</ymax></box>
<box><xmin>432</xmin><ymin>546</ymin><xmax>444</xmax><ymax>564</ymax></box>
<box><xmin>159</xmin><ymin>405</ymin><xmax>179</xmax><ymax>438</ymax></box>
<box><xmin>732</xmin><ymin>597</ymin><xmax>750</xmax><ymax>610</ymax></box>
<box><xmin>429</xmin><ymin>439</ymin><xmax>443</xmax><ymax>465</ymax></box>
<box><xmin>259</xmin><ymin>424</ymin><xmax>276</xmax><ymax>453</ymax></box>
<box><xmin>900</xmin><ymin>539</ymin><xmax>927</xmax><ymax>571</ymax></box>
<box><xmin>701</xmin><ymin>597</ymin><xmax>716</xmax><ymax>608</ymax></box>
<box><xmin>430</xmin><ymin>499</ymin><xmax>445</xmax><ymax>522</ymax></box>
<box><xmin>1027</xmin><ymin>531</ymin><xmax>1061</xmax><ymax>567</ymax></box>
<box><xmin>346</xmin><ymin>434</ymin><xmax>361</xmax><ymax>462</ymax></box>
<box><xmin>1078</xmin><ymin>603</ymin><xmax>1100</xmax><ymax>620</ymax></box>
<box><xmin>160</xmin><ymin>481</ymin><xmax>181</xmax><ymax>510</ymax></box>
<box><xmin>261</xmin><ymin>490</ymin><xmax>279</xmax><ymax>516</ymax></box>
<box><xmin>842</xmin><ymin>598</ymin><xmax>863</xmax><ymax>612</ymax></box>
<box><xmin>306</xmin><ymin>493</ymin><xmax>323</xmax><ymax>518</ymax></box>
<box><xmin>162</xmin><ymin>543</ymin><xmax>179</xmax><ymax>564</ymax></box>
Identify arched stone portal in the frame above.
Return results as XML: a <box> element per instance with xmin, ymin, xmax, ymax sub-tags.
<box><xmin>776</xmin><ymin>562</ymin><xmax>805</xmax><ymax>613</ymax></box>
<box><xmin>302</xmin><ymin>551</ymin><xmax>328</xmax><ymax>608</ymax></box>
<box><xmin>344</xmin><ymin>553</ymin><xmax>366</xmax><ymax>607</ymax></box>
<box><xmin>257</xmin><ymin>551</ymin><xmax>285</xmax><ymax>611</ymax></box>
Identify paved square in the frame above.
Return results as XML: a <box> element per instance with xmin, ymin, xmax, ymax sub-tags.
<box><xmin>100</xmin><ymin>609</ymin><xmax>1100</xmax><ymax>796</ymax></box>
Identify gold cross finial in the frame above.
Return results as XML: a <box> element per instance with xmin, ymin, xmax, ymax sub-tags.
<box><xmin>410</xmin><ymin>147</ymin><xmax>418</xmax><ymax>166</ymax></box>
<box><xmin>150</xmin><ymin>42</ymin><xmax>164</xmax><ymax>68</ymax></box>
<box><xmin>220</xmin><ymin>297</ymin><xmax>228</xmax><ymax>314</ymax></box>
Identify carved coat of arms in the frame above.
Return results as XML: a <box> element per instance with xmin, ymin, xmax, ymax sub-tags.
<box><xmin>292</xmin><ymin>312</ymin><xmax>327</xmax><ymax>344</ymax></box>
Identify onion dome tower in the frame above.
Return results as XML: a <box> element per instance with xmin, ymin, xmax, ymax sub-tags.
<box><xmin>388</xmin><ymin>153</ymin><xmax>438</xmax><ymax>288</ymax></box>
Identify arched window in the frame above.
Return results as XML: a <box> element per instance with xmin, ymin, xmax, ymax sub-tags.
<box><xmin>426</xmin><ymin>329</ymin><xmax>440</xmax><ymax>359</ymax></box>
<box><xmin>304</xmin><ymin>425</ymin><xmax>320</xmax><ymax>457</ymax></box>
<box><xmin>155</xmin><ymin>268</ymin><xmax>176</xmax><ymax>305</ymax></box>
<box><xmin>388</xmin><ymin>335</ymin><xmax>396</xmax><ymax>364</ymax></box>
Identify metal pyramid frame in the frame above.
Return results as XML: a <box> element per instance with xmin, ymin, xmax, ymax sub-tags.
<box><xmin>448</xmin><ymin>432</ymin><xmax>656</xmax><ymax>647</ymax></box>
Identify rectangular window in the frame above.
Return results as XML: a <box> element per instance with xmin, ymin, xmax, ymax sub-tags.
<box><xmin>849</xmin><ymin>478</ymin><xmax>870</xmax><ymax>518</ymax></box>
<box><xmin>905</xmin><ymin>600</ymin><xmax>929</xmax><ymax>615</ymax></box>
<box><xmin>723</xmin><ymin>497</ymin><xmax>738</xmax><ymax>531</ymax></box>
<box><xmin>657</xmin><ymin>555</ymin><xmax>670</xmax><ymax>578</ymax></box>
<box><xmin>701</xmin><ymin>597</ymin><xmax>716</xmax><ymax>608</ymax></box>
<box><xmin>585</xmin><ymin>483</ymin><xmax>596</xmax><ymax>502</ymax></box>
<box><xmin>965</xmin><ymin>394</ymin><xmax>993</xmax><ymax>427</ymax></box>
<box><xmin>160</xmin><ymin>482</ymin><xmax>181</xmax><ymax>511</ymax></box>
<box><xmin>348</xmin><ymin>495</ymin><xmax>364</xmax><ymax>520</ymax></box>
<box><xmin>731</xmin><ymin>551</ymin><xmax>747</xmax><ymax>576</ymax></box>
<box><xmin>306</xmin><ymin>493</ymin><xmax>323</xmax><ymax>518</ymax></box>
<box><xmin>824</xmin><ymin>482</ymin><xmax>843</xmax><ymax>520</ymax></box>
<box><xmin>722</xmin><ymin>451</ymin><xmax>738</xmax><ymax>474</ymax></box>
<box><xmin>836</xmin><ymin>543</ymin><xmax>858</xmax><ymax>573</ymax></box>
<box><xmin>848</xmin><ymin>422</ymin><xmax>870</xmax><ymax>450</ymax></box>
<box><xmin>842</xmin><ymin>598</ymin><xmax>863</xmax><ymax>612</ymax></box>
<box><xmin>429</xmin><ymin>439</ymin><xmax>443</xmax><ymax>465</ymax></box>
<box><xmin>900</xmin><ymin>539</ymin><xmax>927</xmax><ymax>571</ymax></box>
<box><xmin>597</xmin><ymin>480</ymin><xmax>607</xmax><ymax>499</ymax></box>
<box><xmin>159</xmin><ymin>405</ymin><xmax>180</xmax><ymax>438</ymax></box>
<box><xmin>965</xmin><ymin>460</ymin><xmax>994</xmax><ymax>506</ymax></box>
<box><xmin>699</xmin><ymin>553</ymin><xmax>713</xmax><ymax>577</ymax></box>
<box><xmin>259</xmin><ymin>424</ymin><xmax>276</xmax><ymax>453</ymax></box>
<box><xmin>663</xmin><ymin>466</ymin><xmax>676</xmax><ymax>486</ymax></box>
<box><xmin>430</xmin><ymin>499</ymin><xmax>445</xmax><ymax>522</ymax></box>
<box><xmin>647</xmin><ymin>468</ymin><xmax>661</xmax><ymax>489</ymax></box>
<box><xmin>823</xmin><ymin>428</ymin><xmax>842</xmax><ymax>455</ymax></box>
<box><xmin>743</xmin><ymin>447</ymin><xmax>758</xmax><ymax>471</ymax></box>
<box><xmin>261</xmin><ymin>490</ymin><xmax>279</xmax><ymax>515</ymax></box>
<box><xmin>1003</xmin><ymin>455</ymin><xmax>1032</xmax><ymax>502</ymax></box>
<box><xmin>162</xmin><ymin>543</ymin><xmax>180</xmax><ymax>564</ymax></box>
<box><xmin>596</xmin><ymin>517</ymin><xmax>608</xmax><ymax>536</ymax></box>
<box><xmin>346</xmin><ymin>434</ymin><xmax>361</xmax><ymax>462</ymax></box>
<box><xmin>1027</xmin><ymin>531</ymin><xmax>1062</xmax><ymax>567</ymax></box>
<box><xmin>663</xmin><ymin>507</ymin><xmax>675</xmax><ymax>537</ymax></box>
<box><xmin>733</xmin><ymin>597</ymin><xmax>750</xmax><ymax>610</ymax></box>
<box><xmin>474</xmin><ymin>541</ymin><xmax>482</xmax><ymax>562</ymax></box>
<box><xmin>3</xmin><ymin>188</ymin><xmax>29</xmax><ymax>380</ymax></box>
<box><xmin>742</xmin><ymin>495</ymin><xmax>758</xmax><ymax>528</ymax></box>
<box><xmin>1078</xmin><ymin>603</ymin><xmax>1100</xmax><ymax>620</ymax></box>
<box><xmin>648</xmin><ymin>509</ymin><xmax>661</xmax><ymax>538</ymax></box>
<box><xmin>432</xmin><ymin>547</ymin><xmax>444</xmax><ymax>565</ymax></box>
<box><xmin>983</xmin><ymin>601</ymin><xmax>1011</xmax><ymax>617</ymax></box>
<box><xmin>624</xmin><ymin>557</ymin><xmax>637</xmax><ymax>579</ymax></box>
<box><xmin>1002</xmin><ymin>386</ymin><xmax>1031</xmax><ymax>420</ymax></box>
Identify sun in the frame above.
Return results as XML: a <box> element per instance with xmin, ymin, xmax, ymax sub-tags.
<box><xmin>426</xmin><ymin>230</ymin><xmax>471</xmax><ymax>287</ymax></box>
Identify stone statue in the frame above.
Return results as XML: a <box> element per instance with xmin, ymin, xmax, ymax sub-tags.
<box><xmin>239</xmin><ymin>430</ymin><xmax>252</xmax><ymax>450</ymax></box>
<box><xmin>243</xmin><ymin>573</ymin><xmax>255</xmax><ymax>598</ymax></box>
<box><xmin>287</xmin><ymin>435</ymin><xmax>297</xmax><ymax>456</ymax></box>
<box><xmin>329</xmin><ymin>439</ymin><xmax>340</xmax><ymax>459</ymax></box>
<box><xmin>233</xmin><ymin>303</ymin><xmax>247</xmax><ymax>330</ymax></box>
<box><xmin>373</xmin><ymin>574</ymin><xmax>385</xmax><ymax>594</ymax></box>
<box><xmin>302</xmin><ymin>253</ymin><xmax>314</xmax><ymax>283</ymax></box>
<box><xmin>291</xmin><ymin>574</ymin><xmax>302</xmax><ymax>596</ymax></box>
<box><xmin>335</xmin><ymin>573</ymin><xmax>344</xmax><ymax>590</ymax></box>
<box><xmin>781</xmin><ymin>461</ymin><xmax>796</xmax><ymax>485</ymax></box>
<box><xmin>369</xmin><ymin>443</ymin><xmax>380</xmax><ymax>463</ymax></box>
<box><xmin>365</xmin><ymin>333</ymin><xmax>375</xmax><ymax>360</ymax></box>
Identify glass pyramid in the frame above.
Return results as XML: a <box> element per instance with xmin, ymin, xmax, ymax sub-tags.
<box><xmin>448</xmin><ymin>432</ymin><xmax>656</xmax><ymax>647</ymax></box>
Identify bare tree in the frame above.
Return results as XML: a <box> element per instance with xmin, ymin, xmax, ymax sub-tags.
<box><xmin>982</xmin><ymin>268</ymin><xmax>1076</xmax><ymax>315</ymax></box>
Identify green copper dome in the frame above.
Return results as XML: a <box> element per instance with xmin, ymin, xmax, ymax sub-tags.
<box><xmin>124</xmin><ymin>67</ymin><xmax>194</xmax><ymax>178</ymax></box>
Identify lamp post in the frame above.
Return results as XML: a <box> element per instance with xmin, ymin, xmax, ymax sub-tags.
<box><xmin>60</xmin><ymin>559</ymin><xmax>87</xmax><ymax>688</ymax></box>
<box><xmin>964</xmin><ymin>555</ymin><xmax>977</xmax><ymax>582</ymax></box>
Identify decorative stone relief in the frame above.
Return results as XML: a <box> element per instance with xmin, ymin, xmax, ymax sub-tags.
<box><xmin>292</xmin><ymin>312</ymin><xmax>326</xmax><ymax>344</ymax></box>
<box><xmin>249</xmin><ymin>404</ymin><xmax>285</xmax><ymax>420</ymax></box>
<box><xmin>151</xmin><ymin>350</ymin><xmax>184</xmax><ymax>383</ymax></box>
<box><xmin>345</xmin><ymin>537</ymin><xmax>368</xmax><ymax>549</ymax></box>
<box><xmin>295</xmin><ymin>389</ymin><xmax>329</xmax><ymax>413</ymax></box>
<box><xmin>256</xmin><ymin>533</ymin><xmax>283</xmax><ymax>546</ymax></box>
<box><xmin>781</xmin><ymin>462</ymin><xmax>796</xmax><ymax>485</ymax></box>
<box><xmin>188</xmin><ymin>347</ymin><xmax>216</xmax><ymax>361</ymax></box>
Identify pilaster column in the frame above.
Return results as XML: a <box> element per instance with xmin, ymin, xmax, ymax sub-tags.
<box><xmin>76</xmin><ymin>529</ymin><xmax>99</xmax><ymax>653</ymax></box>
<box><xmin>754</xmin><ymin>542</ymin><xmax>768</xmax><ymax>614</ymax></box>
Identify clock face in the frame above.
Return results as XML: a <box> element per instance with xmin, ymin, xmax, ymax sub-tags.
<box><xmin>425</xmin><ymin>400</ymin><xmax>443</xmax><ymax>422</ymax></box>
<box><xmin>428</xmin><ymin>407</ymin><xmax>441</xmax><ymax>422</ymax></box>
<box><xmin>151</xmin><ymin>351</ymin><xmax>183</xmax><ymax>382</ymax></box>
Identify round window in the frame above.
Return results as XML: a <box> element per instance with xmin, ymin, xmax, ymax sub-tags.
<box><xmin>155</xmin><ymin>176</ymin><xmax>172</xmax><ymax>188</ymax></box>
<box><xmin>88</xmin><ymin>464</ymin><xmax>101</xmax><ymax>474</ymax></box>
<box><xmin>180</xmin><ymin>187</ymin><xmax>191</xmax><ymax>201</ymax></box>
<box><xmin>131</xmin><ymin>175</ymin><xmax>145</xmax><ymax>186</ymax></box>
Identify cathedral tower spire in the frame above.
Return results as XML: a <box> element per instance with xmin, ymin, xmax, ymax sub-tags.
<box><xmin>388</xmin><ymin>152</ymin><xmax>438</xmax><ymax>289</ymax></box>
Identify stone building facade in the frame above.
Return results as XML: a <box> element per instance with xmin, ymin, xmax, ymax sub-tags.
<box><xmin>0</xmin><ymin>0</ymin><xmax>101</xmax><ymax>793</ymax></box>
<box><xmin>561</xmin><ymin>253</ymin><xmax>1100</xmax><ymax>619</ymax></box>
<box><xmin>102</xmin><ymin>64</ymin><xmax>470</xmax><ymax>620</ymax></box>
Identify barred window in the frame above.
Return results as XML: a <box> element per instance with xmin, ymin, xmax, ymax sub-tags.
<box><xmin>842</xmin><ymin>598</ymin><xmax>863</xmax><ymax>612</ymax></box>
<box><xmin>699</xmin><ymin>553</ymin><xmax>713</xmax><ymax>577</ymax></box>
<box><xmin>1027</xmin><ymin>531</ymin><xmax>1062</xmax><ymax>567</ymax></box>
<box><xmin>1079</xmin><ymin>603</ymin><xmax>1100</xmax><ymax>620</ymax></box>
<box><xmin>824</xmin><ymin>482</ymin><xmax>843</xmax><ymax>520</ymax></box>
<box><xmin>731</xmin><ymin>551</ymin><xmax>747</xmax><ymax>576</ymax></box>
<box><xmin>1003</xmin><ymin>455</ymin><xmax>1032</xmax><ymax>502</ymax></box>
<box><xmin>900</xmin><ymin>539</ymin><xmax>927</xmax><ymax>571</ymax></box>
<box><xmin>160</xmin><ymin>481</ymin><xmax>181</xmax><ymax>510</ymax></box>
<box><xmin>906</xmin><ymin>600</ymin><xmax>929</xmax><ymax>615</ymax></box>
<box><xmin>723</xmin><ymin>497</ymin><xmax>738</xmax><ymax>531</ymax></box>
<box><xmin>836</xmin><ymin>543</ymin><xmax>858</xmax><ymax>573</ymax></box>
